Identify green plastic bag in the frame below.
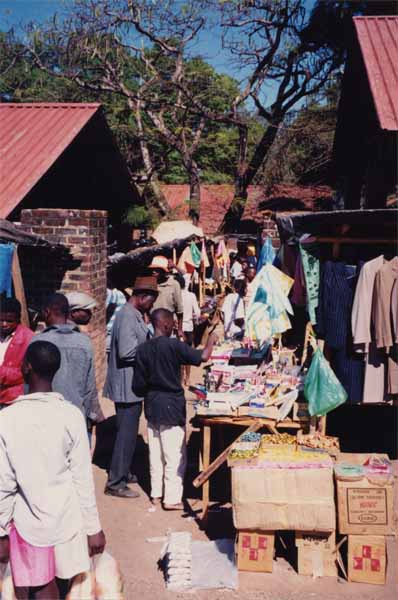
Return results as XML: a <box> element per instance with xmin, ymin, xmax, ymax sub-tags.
<box><xmin>304</xmin><ymin>348</ymin><xmax>347</xmax><ymax>417</ymax></box>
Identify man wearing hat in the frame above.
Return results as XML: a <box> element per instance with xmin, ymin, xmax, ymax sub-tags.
<box><xmin>66</xmin><ymin>292</ymin><xmax>97</xmax><ymax>327</ymax></box>
<box><xmin>104</xmin><ymin>276</ymin><xmax>158</xmax><ymax>498</ymax></box>
<box><xmin>149</xmin><ymin>256</ymin><xmax>184</xmax><ymax>338</ymax></box>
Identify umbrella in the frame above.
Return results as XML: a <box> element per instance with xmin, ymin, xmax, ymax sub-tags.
<box><xmin>152</xmin><ymin>220</ymin><xmax>204</xmax><ymax>245</ymax></box>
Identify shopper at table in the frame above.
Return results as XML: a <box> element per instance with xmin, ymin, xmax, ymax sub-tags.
<box><xmin>104</xmin><ymin>276</ymin><xmax>158</xmax><ymax>498</ymax></box>
<box><xmin>133</xmin><ymin>309</ymin><xmax>218</xmax><ymax>510</ymax></box>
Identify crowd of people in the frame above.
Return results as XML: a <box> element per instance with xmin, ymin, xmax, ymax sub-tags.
<box><xmin>0</xmin><ymin>245</ymin><xmax>257</xmax><ymax>597</ymax></box>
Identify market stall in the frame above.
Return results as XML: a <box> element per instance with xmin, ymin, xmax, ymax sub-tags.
<box><xmin>188</xmin><ymin>208</ymin><xmax>397</xmax><ymax>586</ymax></box>
<box><xmin>0</xmin><ymin>219</ymin><xmax>61</xmax><ymax>325</ymax></box>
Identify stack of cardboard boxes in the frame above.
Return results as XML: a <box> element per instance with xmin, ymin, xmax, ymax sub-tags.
<box><xmin>335</xmin><ymin>455</ymin><xmax>394</xmax><ymax>585</ymax></box>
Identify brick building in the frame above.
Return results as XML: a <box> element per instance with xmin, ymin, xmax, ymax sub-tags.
<box><xmin>0</xmin><ymin>103</ymin><xmax>139</xmax><ymax>392</ymax></box>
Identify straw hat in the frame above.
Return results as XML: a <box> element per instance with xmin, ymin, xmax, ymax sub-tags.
<box><xmin>133</xmin><ymin>276</ymin><xmax>158</xmax><ymax>294</ymax></box>
<box><xmin>66</xmin><ymin>292</ymin><xmax>97</xmax><ymax>311</ymax></box>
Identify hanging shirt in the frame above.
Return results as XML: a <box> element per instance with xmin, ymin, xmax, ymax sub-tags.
<box><xmin>317</xmin><ymin>261</ymin><xmax>364</xmax><ymax>404</ymax></box>
<box><xmin>299</xmin><ymin>238</ymin><xmax>320</xmax><ymax>325</ymax></box>
<box><xmin>372</xmin><ymin>257</ymin><xmax>398</xmax><ymax>350</ymax></box>
<box><xmin>351</xmin><ymin>256</ymin><xmax>386</xmax><ymax>405</ymax></box>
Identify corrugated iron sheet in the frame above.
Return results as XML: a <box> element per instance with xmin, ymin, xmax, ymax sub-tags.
<box><xmin>0</xmin><ymin>103</ymin><xmax>100</xmax><ymax>218</ymax></box>
<box><xmin>354</xmin><ymin>16</ymin><xmax>398</xmax><ymax>131</ymax></box>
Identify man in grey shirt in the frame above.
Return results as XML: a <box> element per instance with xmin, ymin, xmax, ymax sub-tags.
<box><xmin>104</xmin><ymin>276</ymin><xmax>158</xmax><ymax>498</ymax></box>
<box><xmin>34</xmin><ymin>294</ymin><xmax>103</xmax><ymax>428</ymax></box>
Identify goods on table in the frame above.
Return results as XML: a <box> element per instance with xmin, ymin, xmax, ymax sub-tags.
<box><xmin>335</xmin><ymin>455</ymin><xmax>394</xmax><ymax>536</ymax></box>
<box><xmin>295</xmin><ymin>532</ymin><xmax>337</xmax><ymax>578</ymax></box>
<box><xmin>261</xmin><ymin>433</ymin><xmax>296</xmax><ymax>446</ymax></box>
<box><xmin>228</xmin><ymin>433</ymin><xmax>261</xmax><ymax>467</ymax></box>
<box><xmin>231</xmin><ymin>450</ymin><xmax>335</xmax><ymax>532</ymax></box>
<box><xmin>236</xmin><ymin>531</ymin><xmax>274</xmax><ymax>573</ymax></box>
<box><xmin>297</xmin><ymin>433</ymin><xmax>340</xmax><ymax>455</ymax></box>
<box><xmin>347</xmin><ymin>535</ymin><xmax>386</xmax><ymax>585</ymax></box>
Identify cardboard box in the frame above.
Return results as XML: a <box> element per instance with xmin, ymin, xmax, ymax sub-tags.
<box><xmin>295</xmin><ymin>531</ymin><xmax>336</xmax><ymax>551</ymax></box>
<box><xmin>296</xmin><ymin>531</ymin><xmax>337</xmax><ymax>577</ymax></box>
<box><xmin>232</xmin><ymin>467</ymin><xmax>335</xmax><ymax>532</ymax></box>
<box><xmin>348</xmin><ymin>535</ymin><xmax>386</xmax><ymax>585</ymax></box>
<box><xmin>236</xmin><ymin>530</ymin><xmax>274</xmax><ymax>573</ymax></box>
<box><xmin>336</xmin><ymin>478</ymin><xmax>394</xmax><ymax>535</ymax></box>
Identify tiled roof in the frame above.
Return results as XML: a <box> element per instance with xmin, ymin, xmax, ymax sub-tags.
<box><xmin>353</xmin><ymin>16</ymin><xmax>398</xmax><ymax>130</ymax></box>
<box><xmin>161</xmin><ymin>184</ymin><xmax>333</xmax><ymax>234</ymax></box>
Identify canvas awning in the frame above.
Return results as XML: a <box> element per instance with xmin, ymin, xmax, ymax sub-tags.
<box><xmin>152</xmin><ymin>220</ymin><xmax>204</xmax><ymax>245</ymax></box>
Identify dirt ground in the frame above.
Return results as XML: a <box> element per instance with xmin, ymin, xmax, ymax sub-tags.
<box><xmin>92</xmin><ymin>366</ymin><xmax>398</xmax><ymax>600</ymax></box>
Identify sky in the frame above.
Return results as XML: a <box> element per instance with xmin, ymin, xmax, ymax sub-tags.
<box><xmin>0</xmin><ymin>0</ymin><xmax>316</xmax><ymax>78</ymax></box>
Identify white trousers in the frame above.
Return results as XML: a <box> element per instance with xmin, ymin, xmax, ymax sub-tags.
<box><xmin>147</xmin><ymin>422</ymin><xmax>187</xmax><ymax>505</ymax></box>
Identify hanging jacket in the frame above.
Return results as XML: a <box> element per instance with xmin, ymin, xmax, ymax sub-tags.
<box><xmin>0</xmin><ymin>325</ymin><xmax>34</xmax><ymax>405</ymax></box>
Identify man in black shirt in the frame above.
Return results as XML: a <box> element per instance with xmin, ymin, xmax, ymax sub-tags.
<box><xmin>133</xmin><ymin>308</ymin><xmax>218</xmax><ymax>510</ymax></box>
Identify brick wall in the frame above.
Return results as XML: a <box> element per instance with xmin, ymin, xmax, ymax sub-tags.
<box><xmin>262</xmin><ymin>214</ymin><xmax>280</xmax><ymax>248</ymax></box>
<box><xmin>20</xmin><ymin>209</ymin><xmax>108</xmax><ymax>393</ymax></box>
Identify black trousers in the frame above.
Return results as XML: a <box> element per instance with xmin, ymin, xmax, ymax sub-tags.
<box><xmin>107</xmin><ymin>402</ymin><xmax>142</xmax><ymax>489</ymax></box>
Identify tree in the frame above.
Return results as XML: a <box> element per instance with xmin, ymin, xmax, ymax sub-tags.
<box><xmin>216</xmin><ymin>0</ymin><xmax>342</xmax><ymax>227</ymax></box>
<box><xmin>19</xmin><ymin>0</ymin><xmax>216</xmax><ymax>214</ymax></box>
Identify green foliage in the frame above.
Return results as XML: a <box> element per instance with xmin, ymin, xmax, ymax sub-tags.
<box><xmin>124</xmin><ymin>205</ymin><xmax>153</xmax><ymax>228</ymax></box>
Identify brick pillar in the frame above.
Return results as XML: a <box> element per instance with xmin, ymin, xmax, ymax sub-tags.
<box><xmin>20</xmin><ymin>209</ymin><xmax>108</xmax><ymax>393</ymax></box>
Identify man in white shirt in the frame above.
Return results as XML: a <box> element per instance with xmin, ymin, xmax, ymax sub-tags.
<box><xmin>0</xmin><ymin>340</ymin><xmax>105</xmax><ymax>597</ymax></box>
<box><xmin>230</xmin><ymin>255</ymin><xmax>244</xmax><ymax>281</ymax></box>
<box><xmin>181</xmin><ymin>280</ymin><xmax>201</xmax><ymax>384</ymax></box>
<box><xmin>221</xmin><ymin>280</ymin><xmax>246</xmax><ymax>339</ymax></box>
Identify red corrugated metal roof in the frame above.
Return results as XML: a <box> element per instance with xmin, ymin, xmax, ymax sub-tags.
<box><xmin>0</xmin><ymin>103</ymin><xmax>101</xmax><ymax>218</ymax></box>
<box><xmin>353</xmin><ymin>16</ymin><xmax>398</xmax><ymax>131</ymax></box>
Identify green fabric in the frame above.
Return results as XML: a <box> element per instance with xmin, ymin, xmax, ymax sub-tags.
<box><xmin>299</xmin><ymin>243</ymin><xmax>320</xmax><ymax>325</ymax></box>
<box><xmin>304</xmin><ymin>348</ymin><xmax>347</xmax><ymax>417</ymax></box>
<box><xmin>190</xmin><ymin>242</ymin><xmax>201</xmax><ymax>268</ymax></box>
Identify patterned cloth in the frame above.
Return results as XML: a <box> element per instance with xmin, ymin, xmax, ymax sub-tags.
<box><xmin>299</xmin><ymin>240</ymin><xmax>320</xmax><ymax>325</ymax></box>
<box><xmin>316</xmin><ymin>261</ymin><xmax>365</xmax><ymax>404</ymax></box>
<box><xmin>245</xmin><ymin>264</ymin><xmax>294</xmax><ymax>346</ymax></box>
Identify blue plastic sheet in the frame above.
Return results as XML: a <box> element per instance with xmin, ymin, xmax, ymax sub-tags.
<box><xmin>0</xmin><ymin>244</ymin><xmax>15</xmax><ymax>298</ymax></box>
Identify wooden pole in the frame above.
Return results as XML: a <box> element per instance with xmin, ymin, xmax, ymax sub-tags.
<box><xmin>11</xmin><ymin>246</ymin><xmax>29</xmax><ymax>327</ymax></box>
<box><xmin>193</xmin><ymin>419</ymin><xmax>263</xmax><ymax>489</ymax></box>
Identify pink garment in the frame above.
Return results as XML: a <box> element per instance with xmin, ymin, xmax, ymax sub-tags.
<box><xmin>9</xmin><ymin>524</ymin><xmax>55</xmax><ymax>588</ymax></box>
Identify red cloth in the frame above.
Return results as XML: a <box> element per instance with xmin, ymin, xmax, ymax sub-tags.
<box><xmin>0</xmin><ymin>325</ymin><xmax>33</xmax><ymax>405</ymax></box>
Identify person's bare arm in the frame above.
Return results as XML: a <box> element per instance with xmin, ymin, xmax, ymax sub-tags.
<box><xmin>201</xmin><ymin>332</ymin><xmax>219</xmax><ymax>363</ymax></box>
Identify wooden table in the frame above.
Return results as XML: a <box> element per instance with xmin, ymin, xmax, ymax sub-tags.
<box><xmin>193</xmin><ymin>415</ymin><xmax>303</xmax><ymax>528</ymax></box>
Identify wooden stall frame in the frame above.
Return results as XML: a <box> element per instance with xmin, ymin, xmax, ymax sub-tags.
<box><xmin>11</xmin><ymin>246</ymin><xmax>29</xmax><ymax>327</ymax></box>
<box><xmin>194</xmin><ymin>415</ymin><xmax>302</xmax><ymax>528</ymax></box>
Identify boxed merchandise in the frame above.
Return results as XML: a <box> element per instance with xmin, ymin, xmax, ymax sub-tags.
<box><xmin>232</xmin><ymin>454</ymin><xmax>335</xmax><ymax>532</ymax></box>
<box><xmin>236</xmin><ymin>530</ymin><xmax>274</xmax><ymax>573</ymax></box>
<box><xmin>296</xmin><ymin>532</ymin><xmax>337</xmax><ymax>577</ymax></box>
<box><xmin>348</xmin><ymin>535</ymin><xmax>386</xmax><ymax>585</ymax></box>
<box><xmin>335</xmin><ymin>456</ymin><xmax>394</xmax><ymax>535</ymax></box>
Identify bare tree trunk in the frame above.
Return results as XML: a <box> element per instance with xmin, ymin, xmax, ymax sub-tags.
<box><xmin>221</xmin><ymin>119</ymin><xmax>282</xmax><ymax>232</ymax></box>
<box><xmin>188</xmin><ymin>160</ymin><xmax>201</xmax><ymax>216</ymax></box>
<box><xmin>133</xmin><ymin>99</ymin><xmax>170</xmax><ymax>217</ymax></box>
